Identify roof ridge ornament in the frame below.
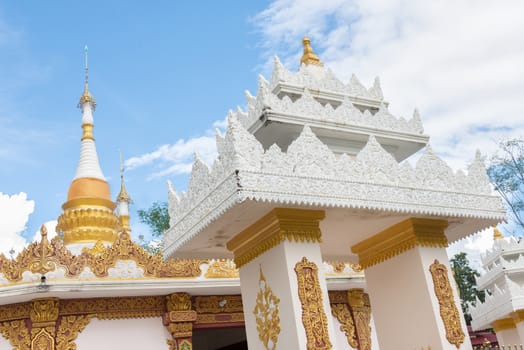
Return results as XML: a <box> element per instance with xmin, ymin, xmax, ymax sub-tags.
<box><xmin>300</xmin><ymin>36</ymin><xmax>323</xmax><ymax>67</ymax></box>
<box><xmin>78</xmin><ymin>45</ymin><xmax>96</xmax><ymax>109</ymax></box>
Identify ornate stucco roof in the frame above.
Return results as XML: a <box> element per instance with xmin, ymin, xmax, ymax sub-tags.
<box><xmin>164</xmin><ymin>114</ymin><xmax>505</xmax><ymax>258</ymax></box>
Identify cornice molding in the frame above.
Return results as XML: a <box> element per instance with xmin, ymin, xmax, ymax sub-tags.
<box><xmin>351</xmin><ymin>218</ymin><xmax>449</xmax><ymax>268</ymax></box>
<box><xmin>226</xmin><ymin>208</ymin><xmax>325</xmax><ymax>268</ymax></box>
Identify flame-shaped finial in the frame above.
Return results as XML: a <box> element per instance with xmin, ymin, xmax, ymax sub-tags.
<box><xmin>493</xmin><ymin>225</ymin><xmax>504</xmax><ymax>240</ymax></box>
<box><xmin>300</xmin><ymin>36</ymin><xmax>323</xmax><ymax>66</ymax></box>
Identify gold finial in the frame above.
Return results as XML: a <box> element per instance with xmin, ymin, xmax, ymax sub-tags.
<box><xmin>300</xmin><ymin>36</ymin><xmax>323</xmax><ymax>66</ymax></box>
<box><xmin>78</xmin><ymin>45</ymin><xmax>96</xmax><ymax>109</ymax></box>
<box><xmin>493</xmin><ymin>225</ymin><xmax>504</xmax><ymax>240</ymax></box>
<box><xmin>117</xmin><ymin>151</ymin><xmax>132</xmax><ymax>203</ymax></box>
<box><xmin>40</xmin><ymin>224</ymin><xmax>48</xmax><ymax>237</ymax></box>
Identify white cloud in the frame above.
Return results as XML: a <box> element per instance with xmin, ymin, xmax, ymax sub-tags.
<box><xmin>0</xmin><ymin>192</ymin><xmax>33</xmax><ymax>255</ymax></box>
<box><xmin>31</xmin><ymin>220</ymin><xmax>58</xmax><ymax>242</ymax></box>
<box><xmin>125</xmin><ymin>115</ymin><xmax>230</xmax><ymax>180</ymax></box>
<box><xmin>447</xmin><ymin>228</ymin><xmax>495</xmax><ymax>270</ymax></box>
<box><xmin>254</xmin><ymin>0</ymin><xmax>524</xmax><ymax>171</ymax></box>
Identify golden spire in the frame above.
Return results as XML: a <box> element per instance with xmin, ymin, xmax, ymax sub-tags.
<box><xmin>78</xmin><ymin>45</ymin><xmax>96</xmax><ymax>109</ymax></box>
<box><xmin>300</xmin><ymin>36</ymin><xmax>323</xmax><ymax>66</ymax></box>
<box><xmin>493</xmin><ymin>225</ymin><xmax>504</xmax><ymax>240</ymax></box>
<box><xmin>56</xmin><ymin>49</ymin><xmax>118</xmax><ymax>247</ymax></box>
<box><xmin>117</xmin><ymin>151</ymin><xmax>132</xmax><ymax>203</ymax></box>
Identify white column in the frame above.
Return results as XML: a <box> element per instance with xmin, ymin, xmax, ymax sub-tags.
<box><xmin>352</xmin><ymin>218</ymin><xmax>472</xmax><ymax>350</ymax></box>
<box><xmin>227</xmin><ymin>208</ymin><xmax>338</xmax><ymax>350</ymax></box>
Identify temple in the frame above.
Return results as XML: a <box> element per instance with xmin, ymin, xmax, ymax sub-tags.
<box><xmin>0</xmin><ymin>39</ymin><xmax>506</xmax><ymax>350</ymax></box>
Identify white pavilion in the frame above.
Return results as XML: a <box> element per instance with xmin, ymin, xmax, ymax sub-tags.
<box><xmin>471</xmin><ymin>228</ymin><xmax>524</xmax><ymax>345</ymax></box>
<box><xmin>0</xmin><ymin>38</ymin><xmax>505</xmax><ymax>350</ymax></box>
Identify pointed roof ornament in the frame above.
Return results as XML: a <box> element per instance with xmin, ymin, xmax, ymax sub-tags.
<box><xmin>116</xmin><ymin>151</ymin><xmax>132</xmax><ymax>203</ymax></box>
<box><xmin>493</xmin><ymin>225</ymin><xmax>504</xmax><ymax>240</ymax></box>
<box><xmin>300</xmin><ymin>36</ymin><xmax>323</xmax><ymax>66</ymax></box>
<box><xmin>78</xmin><ymin>45</ymin><xmax>96</xmax><ymax>109</ymax></box>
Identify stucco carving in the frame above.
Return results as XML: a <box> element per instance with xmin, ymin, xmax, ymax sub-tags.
<box><xmin>164</xmin><ymin>115</ymin><xmax>504</xmax><ymax>256</ymax></box>
<box><xmin>237</xmin><ymin>56</ymin><xmax>424</xmax><ymax>135</ymax></box>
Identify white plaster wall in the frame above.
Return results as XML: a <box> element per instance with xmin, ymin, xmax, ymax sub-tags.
<box><xmin>76</xmin><ymin>317</ymin><xmax>170</xmax><ymax>350</ymax></box>
<box><xmin>365</xmin><ymin>246</ymin><xmax>472</xmax><ymax>350</ymax></box>
<box><xmin>0</xmin><ymin>333</ymin><xmax>11</xmax><ymax>349</ymax></box>
<box><xmin>496</xmin><ymin>328</ymin><xmax>521</xmax><ymax>347</ymax></box>
<box><xmin>240</xmin><ymin>240</ymin><xmax>338</xmax><ymax>350</ymax></box>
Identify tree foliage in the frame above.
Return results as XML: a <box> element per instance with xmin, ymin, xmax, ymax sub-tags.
<box><xmin>450</xmin><ymin>252</ymin><xmax>485</xmax><ymax>325</ymax></box>
<box><xmin>488</xmin><ymin>138</ymin><xmax>524</xmax><ymax>230</ymax></box>
<box><xmin>137</xmin><ymin>201</ymin><xmax>169</xmax><ymax>238</ymax></box>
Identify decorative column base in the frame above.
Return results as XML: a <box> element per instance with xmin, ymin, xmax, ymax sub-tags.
<box><xmin>227</xmin><ymin>208</ymin><xmax>337</xmax><ymax>350</ymax></box>
<box><xmin>352</xmin><ymin>218</ymin><xmax>471</xmax><ymax>350</ymax></box>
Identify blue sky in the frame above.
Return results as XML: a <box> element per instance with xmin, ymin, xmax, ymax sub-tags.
<box><xmin>1</xmin><ymin>0</ymin><xmax>524</xmax><ymax>265</ymax></box>
<box><xmin>0</xmin><ymin>1</ymin><xmax>271</xmax><ymax>244</ymax></box>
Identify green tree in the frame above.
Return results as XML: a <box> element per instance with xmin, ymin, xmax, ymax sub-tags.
<box><xmin>450</xmin><ymin>252</ymin><xmax>485</xmax><ymax>325</ymax></box>
<box><xmin>137</xmin><ymin>201</ymin><xmax>169</xmax><ymax>238</ymax></box>
<box><xmin>488</xmin><ymin>138</ymin><xmax>524</xmax><ymax>230</ymax></box>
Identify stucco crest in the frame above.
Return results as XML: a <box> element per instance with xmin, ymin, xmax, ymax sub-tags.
<box><xmin>164</xmin><ymin>117</ymin><xmax>504</xmax><ymax>256</ymax></box>
<box><xmin>237</xmin><ymin>56</ymin><xmax>423</xmax><ymax>135</ymax></box>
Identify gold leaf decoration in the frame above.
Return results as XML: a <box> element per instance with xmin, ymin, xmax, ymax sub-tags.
<box><xmin>429</xmin><ymin>259</ymin><xmax>465</xmax><ymax>349</ymax></box>
<box><xmin>193</xmin><ymin>295</ymin><xmax>243</xmax><ymax>314</ymax></box>
<box><xmin>253</xmin><ymin>266</ymin><xmax>280</xmax><ymax>350</ymax></box>
<box><xmin>0</xmin><ymin>231</ymin><xmax>206</xmax><ymax>282</ymax></box>
<box><xmin>204</xmin><ymin>260</ymin><xmax>239</xmax><ymax>278</ymax></box>
<box><xmin>331</xmin><ymin>303</ymin><xmax>358</xmax><ymax>348</ymax></box>
<box><xmin>295</xmin><ymin>257</ymin><xmax>332</xmax><ymax>350</ymax></box>
<box><xmin>348</xmin><ymin>289</ymin><xmax>372</xmax><ymax>350</ymax></box>
<box><xmin>0</xmin><ymin>319</ymin><xmax>31</xmax><ymax>350</ymax></box>
<box><xmin>56</xmin><ymin>315</ymin><xmax>94</xmax><ymax>350</ymax></box>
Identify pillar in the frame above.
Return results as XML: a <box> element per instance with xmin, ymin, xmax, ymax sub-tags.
<box><xmin>30</xmin><ymin>298</ymin><xmax>59</xmax><ymax>350</ymax></box>
<box><xmin>164</xmin><ymin>293</ymin><xmax>197</xmax><ymax>350</ymax></box>
<box><xmin>493</xmin><ymin>317</ymin><xmax>520</xmax><ymax>347</ymax></box>
<box><xmin>227</xmin><ymin>208</ymin><xmax>338</xmax><ymax>350</ymax></box>
<box><xmin>351</xmin><ymin>218</ymin><xmax>472</xmax><ymax>350</ymax></box>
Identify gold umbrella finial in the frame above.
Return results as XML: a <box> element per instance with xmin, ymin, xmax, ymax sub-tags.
<box><xmin>493</xmin><ymin>225</ymin><xmax>504</xmax><ymax>240</ymax></box>
<box><xmin>300</xmin><ymin>36</ymin><xmax>323</xmax><ymax>66</ymax></box>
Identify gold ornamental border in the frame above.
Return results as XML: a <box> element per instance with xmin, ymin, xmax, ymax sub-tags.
<box><xmin>429</xmin><ymin>259</ymin><xmax>465</xmax><ymax>349</ymax></box>
<box><xmin>295</xmin><ymin>257</ymin><xmax>332</xmax><ymax>350</ymax></box>
<box><xmin>0</xmin><ymin>227</ymin><xmax>205</xmax><ymax>283</ymax></box>
<box><xmin>351</xmin><ymin>218</ymin><xmax>448</xmax><ymax>269</ymax></box>
<box><xmin>227</xmin><ymin>208</ymin><xmax>325</xmax><ymax>268</ymax></box>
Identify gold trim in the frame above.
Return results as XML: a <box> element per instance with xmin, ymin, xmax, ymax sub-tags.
<box><xmin>0</xmin><ymin>230</ymin><xmax>205</xmax><ymax>283</ymax></box>
<box><xmin>193</xmin><ymin>295</ymin><xmax>243</xmax><ymax>314</ymax></box>
<box><xmin>331</xmin><ymin>303</ymin><xmax>358</xmax><ymax>348</ymax></box>
<box><xmin>253</xmin><ymin>266</ymin><xmax>280</xmax><ymax>350</ymax></box>
<box><xmin>351</xmin><ymin>218</ymin><xmax>449</xmax><ymax>269</ymax></box>
<box><xmin>60</xmin><ymin>296</ymin><xmax>164</xmax><ymax>320</ymax></box>
<box><xmin>227</xmin><ymin>208</ymin><xmax>325</xmax><ymax>268</ymax></box>
<box><xmin>167</xmin><ymin>293</ymin><xmax>192</xmax><ymax>312</ymax></box>
<box><xmin>492</xmin><ymin>317</ymin><xmax>516</xmax><ymax>332</ymax></box>
<box><xmin>204</xmin><ymin>259</ymin><xmax>239</xmax><ymax>279</ymax></box>
<box><xmin>295</xmin><ymin>257</ymin><xmax>332</xmax><ymax>350</ymax></box>
<box><xmin>429</xmin><ymin>259</ymin><xmax>465</xmax><ymax>348</ymax></box>
<box><xmin>348</xmin><ymin>289</ymin><xmax>372</xmax><ymax>350</ymax></box>
<box><xmin>195</xmin><ymin>313</ymin><xmax>245</xmax><ymax>325</ymax></box>
<box><xmin>0</xmin><ymin>319</ymin><xmax>31</xmax><ymax>349</ymax></box>
<box><xmin>56</xmin><ymin>315</ymin><xmax>94</xmax><ymax>350</ymax></box>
